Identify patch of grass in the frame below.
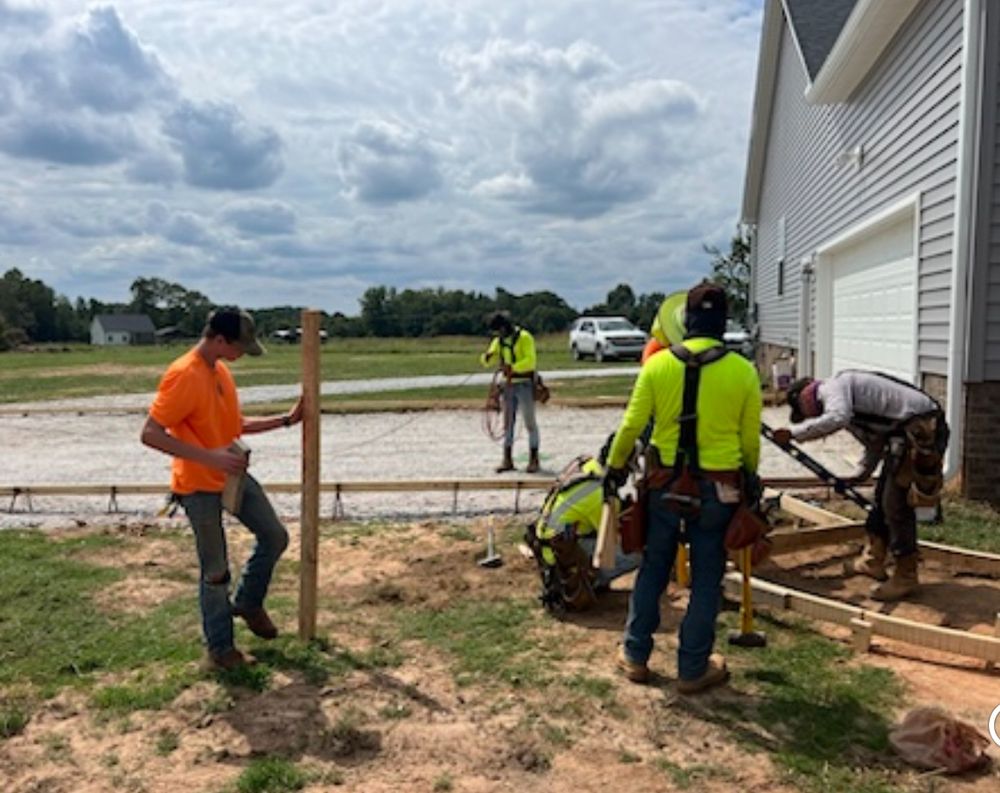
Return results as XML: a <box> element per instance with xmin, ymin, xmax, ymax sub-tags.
<box><xmin>440</xmin><ymin>525</ymin><xmax>477</xmax><ymax>543</ymax></box>
<box><xmin>251</xmin><ymin>636</ymin><xmax>403</xmax><ymax>687</ymax></box>
<box><xmin>432</xmin><ymin>773</ymin><xmax>453</xmax><ymax>792</ymax></box>
<box><xmin>0</xmin><ymin>335</ymin><xmax>632</xmax><ymax>404</ymax></box>
<box><xmin>654</xmin><ymin>758</ymin><xmax>732</xmax><ymax>788</ymax></box>
<box><xmin>711</xmin><ymin>613</ymin><xmax>903</xmax><ymax>793</ymax></box>
<box><xmin>0</xmin><ymin>531</ymin><xmax>201</xmax><ymax>696</ymax></box>
<box><xmin>0</xmin><ymin>701</ymin><xmax>28</xmax><ymax>738</ymax></box>
<box><xmin>234</xmin><ymin>757</ymin><xmax>307</xmax><ymax>793</ymax></box>
<box><xmin>563</xmin><ymin>674</ymin><xmax>615</xmax><ymax>704</ymax></box>
<box><xmin>399</xmin><ymin>599</ymin><xmax>552</xmax><ymax>688</ymax></box>
<box><xmin>619</xmin><ymin>750</ymin><xmax>641</xmax><ymax>764</ymax></box>
<box><xmin>921</xmin><ymin>496</ymin><xmax>1000</xmax><ymax>553</ymax></box>
<box><xmin>91</xmin><ymin>670</ymin><xmax>197</xmax><ymax>714</ymax></box>
<box><xmin>154</xmin><ymin>729</ymin><xmax>180</xmax><ymax>756</ymax></box>
<box><xmin>378</xmin><ymin>702</ymin><xmax>412</xmax><ymax>720</ymax></box>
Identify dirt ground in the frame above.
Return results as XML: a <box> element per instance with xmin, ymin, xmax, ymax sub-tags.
<box><xmin>1</xmin><ymin>515</ymin><xmax>998</xmax><ymax>793</ymax></box>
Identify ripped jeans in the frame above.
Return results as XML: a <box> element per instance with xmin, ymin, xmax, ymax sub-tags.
<box><xmin>179</xmin><ymin>475</ymin><xmax>289</xmax><ymax>655</ymax></box>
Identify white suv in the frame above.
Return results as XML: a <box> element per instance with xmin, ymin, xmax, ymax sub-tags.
<box><xmin>569</xmin><ymin>316</ymin><xmax>647</xmax><ymax>362</ymax></box>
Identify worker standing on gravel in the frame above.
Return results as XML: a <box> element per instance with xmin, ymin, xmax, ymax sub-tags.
<box><xmin>480</xmin><ymin>311</ymin><xmax>541</xmax><ymax>473</ymax></box>
<box><xmin>606</xmin><ymin>282</ymin><xmax>761</xmax><ymax>693</ymax></box>
<box><xmin>773</xmin><ymin>372</ymin><xmax>948</xmax><ymax>601</ymax></box>
<box><xmin>140</xmin><ymin>307</ymin><xmax>302</xmax><ymax>671</ymax></box>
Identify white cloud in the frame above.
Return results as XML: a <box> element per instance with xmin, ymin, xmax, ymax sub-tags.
<box><xmin>163</xmin><ymin>100</ymin><xmax>284</xmax><ymax>190</ymax></box>
<box><xmin>0</xmin><ymin>0</ymin><xmax>764</xmax><ymax>313</ymax></box>
<box><xmin>338</xmin><ymin>119</ymin><xmax>443</xmax><ymax>205</ymax></box>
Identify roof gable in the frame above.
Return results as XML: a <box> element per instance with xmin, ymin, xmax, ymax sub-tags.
<box><xmin>784</xmin><ymin>0</ymin><xmax>858</xmax><ymax>80</ymax></box>
<box><xmin>95</xmin><ymin>314</ymin><xmax>156</xmax><ymax>333</ymax></box>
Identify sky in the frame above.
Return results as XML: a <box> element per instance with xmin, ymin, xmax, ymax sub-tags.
<box><xmin>0</xmin><ymin>0</ymin><xmax>764</xmax><ymax>315</ymax></box>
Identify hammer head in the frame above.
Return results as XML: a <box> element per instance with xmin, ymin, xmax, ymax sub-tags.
<box><xmin>728</xmin><ymin>629</ymin><xmax>767</xmax><ymax>648</ymax></box>
<box><xmin>478</xmin><ymin>554</ymin><xmax>504</xmax><ymax>569</ymax></box>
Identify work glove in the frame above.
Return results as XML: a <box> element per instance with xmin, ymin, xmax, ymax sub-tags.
<box><xmin>771</xmin><ymin>427</ymin><xmax>793</xmax><ymax>448</ymax></box>
<box><xmin>603</xmin><ymin>466</ymin><xmax>628</xmax><ymax>499</ymax></box>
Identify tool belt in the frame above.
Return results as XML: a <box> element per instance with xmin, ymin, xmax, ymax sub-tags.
<box><xmin>892</xmin><ymin>410</ymin><xmax>949</xmax><ymax>509</ymax></box>
<box><xmin>523</xmin><ymin>522</ymin><xmax>597</xmax><ymax>614</ymax></box>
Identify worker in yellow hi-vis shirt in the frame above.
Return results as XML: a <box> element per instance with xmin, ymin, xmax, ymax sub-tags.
<box><xmin>480</xmin><ymin>311</ymin><xmax>540</xmax><ymax>473</ymax></box>
<box><xmin>605</xmin><ymin>282</ymin><xmax>761</xmax><ymax>694</ymax></box>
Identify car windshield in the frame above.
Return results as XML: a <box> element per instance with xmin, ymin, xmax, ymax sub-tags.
<box><xmin>598</xmin><ymin>319</ymin><xmax>634</xmax><ymax>331</ymax></box>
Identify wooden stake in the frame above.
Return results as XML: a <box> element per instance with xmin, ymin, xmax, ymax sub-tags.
<box><xmin>298</xmin><ymin>309</ymin><xmax>321</xmax><ymax>641</ymax></box>
<box><xmin>850</xmin><ymin>618</ymin><xmax>873</xmax><ymax>653</ymax></box>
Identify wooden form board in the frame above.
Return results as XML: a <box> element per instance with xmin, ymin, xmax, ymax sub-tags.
<box><xmin>722</xmin><ymin>572</ymin><xmax>1000</xmax><ymax>664</ymax></box>
<box><xmin>0</xmin><ymin>476</ymin><xmax>866</xmax><ymax>500</ymax></box>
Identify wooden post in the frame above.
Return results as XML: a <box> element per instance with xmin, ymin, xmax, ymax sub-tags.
<box><xmin>298</xmin><ymin>309</ymin><xmax>321</xmax><ymax>641</ymax></box>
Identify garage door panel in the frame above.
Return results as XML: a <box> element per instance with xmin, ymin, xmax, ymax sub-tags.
<box><xmin>829</xmin><ymin>215</ymin><xmax>916</xmax><ymax>383</ymax></box>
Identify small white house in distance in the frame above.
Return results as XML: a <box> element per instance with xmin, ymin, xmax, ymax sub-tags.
<box><xmin>90</xmin><ymin>314</ymin><xmax>156</xmax><ymax>346</ymax></box>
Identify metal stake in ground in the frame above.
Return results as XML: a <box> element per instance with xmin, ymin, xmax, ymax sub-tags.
<box><xmin>478</xmin><ymin>516</ymin><xmax>503</xmax><ymax>568</ymax></box>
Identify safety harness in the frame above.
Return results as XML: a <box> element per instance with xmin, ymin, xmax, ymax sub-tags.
<box><xmin>653</xmin><ymin>343</ymin><xmax>730</xmax><ymax>515</ymax></box>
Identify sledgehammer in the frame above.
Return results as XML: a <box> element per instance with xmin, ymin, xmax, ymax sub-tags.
<box><xmin>728</xmin><ymin>545</ymin><xmax>767</xmax><ymax>648</ymax></box>
<box><xmin>478</xmin><ymin>517</ymin><xmax>503</xmax><ymax>568</ymax></box>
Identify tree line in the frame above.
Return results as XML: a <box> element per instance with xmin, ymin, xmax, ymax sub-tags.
<box><xmin>0</xmin><ymin>233</ymin><xmax>749</xmax><ymax>348</ymax></box>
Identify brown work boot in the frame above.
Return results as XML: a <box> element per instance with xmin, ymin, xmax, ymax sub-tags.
<box><xmin>871</xmin><ymin>553</ymin><xmax>919</xmax><ymax>601</ymax></box>
<box><xmin>496</xmin><ymin>447</ymin><xmax>515</xmax><ymax>473</ymax></box>
<box><xmin>846</xmin><ymin>535</ymin><xmax>888</xmax><ymax>581</ymax></box>
<box><xmin>233</xmin><ymin>604</ymin><xmax>279</xmax><ymax>639</ymax></box>
<box><xmin>526</xmin><ymin>449</ymin><xmax>540</xmax><ymax>473</ymax></box>
<box><xmin>205</xmin><ymin>647</ymin><xmax>256</xmax><ymax>671</ymax></box>
<box><xmin>616</xmin><ymin>646</ymin><xmax>649</xmax><ymax>684</ymax></box>
<box><xmin>677</xmin><ymin>653</ymin><xmax>729</xmax><ymax>695</ymax></box>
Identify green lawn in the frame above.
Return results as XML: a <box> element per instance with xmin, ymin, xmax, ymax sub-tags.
<box><xmin>0</xmin><ymin>335</ymin><xmax>636</xmax><ymax>404</ymax></box>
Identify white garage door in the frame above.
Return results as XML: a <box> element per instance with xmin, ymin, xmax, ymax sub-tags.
<box><xmin>827</xmin><ymin>213</ymin><xmax>916</xmax><ymax>382</ymax></box>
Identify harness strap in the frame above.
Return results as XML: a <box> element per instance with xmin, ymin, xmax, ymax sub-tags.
<box><xmin>668</xmin><ymin>344</ymin><xmax>729</xmax><ymax>475</ymax></box>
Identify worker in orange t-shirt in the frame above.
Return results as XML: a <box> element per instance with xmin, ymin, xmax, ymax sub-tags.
<box><xmin>141</xmin><ymin>307</ymin><xmax>303</xmax><ymax>671</ymax></box>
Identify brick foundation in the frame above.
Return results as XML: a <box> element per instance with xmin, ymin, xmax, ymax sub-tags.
<box><xmin>962</xmin><ymin>381</ymin><xmax>1000</xmax><ymax>506</ymax></box>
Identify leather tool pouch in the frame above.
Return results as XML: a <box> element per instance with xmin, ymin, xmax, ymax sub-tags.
<box><xmin>533</xmin><ymin>374</ymin><xmax>551</xmax><ymax>404</ymax></box>
<box><xmin>618</xmin><ymin>495</ymin><xmax>645</xmax><ymax>554</ymax></box>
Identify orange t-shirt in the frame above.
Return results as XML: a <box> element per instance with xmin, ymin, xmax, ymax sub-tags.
<box><xmin>148</xmin><ymin>348</ymin><xmax>243</xmax><ymax>495</ymax></box>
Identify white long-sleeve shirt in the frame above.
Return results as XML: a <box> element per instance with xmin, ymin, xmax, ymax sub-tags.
<box><xmin>791</xmin><ymin>370</ymin><xmax>940</xmax><ymax>477</ymax></box>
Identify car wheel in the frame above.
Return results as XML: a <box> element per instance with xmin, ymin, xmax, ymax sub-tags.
<box><xmin>571</xmin><ymin>343</ymin><xmax>581</xmax><ymax>361</ymax></box>
<box><xmin>594</xmin><ymin>345</ymin><xmax>604</xmax><ymax>363</ymax></box>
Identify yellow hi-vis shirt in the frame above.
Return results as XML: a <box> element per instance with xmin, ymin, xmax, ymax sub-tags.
<box><xmin>536</xmin><ymin>458</ymin><xmax>610</xmax><ymax>565</ymax></box>
<box><xmin>480</xmin><ymin>327</ymin><xmax>537</xmax><ymax>375</ymax></box>
<box><xmin>608</xmin><ymin>338</ymin><xmax>762</xmax><ymax>472</ymax></box>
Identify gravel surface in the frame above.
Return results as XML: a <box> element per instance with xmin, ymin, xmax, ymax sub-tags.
<box><xmin>0</xmin><ymin>402</ymin><xmax>863</xmax><ymax>529</ymax></box>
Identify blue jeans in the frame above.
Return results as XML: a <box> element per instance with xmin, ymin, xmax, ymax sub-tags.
<box><xmin>179</xmin><ymin>475</ymin><xmax>289</xmax><ymax>655</ymax></box>
<box><xmin>622</xmin><ymin>478</ymin><xmax>735</xmax><ymax>680</ymax></box>
<box><xmin>579</xmin><ymin>536</ymin><xmax>642</xmax><ymax>587</ymax></box>
<box><xmin>502</xmin><ymin>379</ymin><xmax>539</xmax><ymax>450</ymax></box>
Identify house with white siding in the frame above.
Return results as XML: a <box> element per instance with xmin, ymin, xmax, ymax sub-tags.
<box><xmin>742</xmin><ymin>0</ymin><xmax>1000</xmax><ymax>503</ymax></box>
<box><xmin>90</xmin><ymin>314</ymin><xmax>156</xmax><ymax>346</ymax></box>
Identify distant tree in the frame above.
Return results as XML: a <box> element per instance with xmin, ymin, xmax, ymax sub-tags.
<box><xmin>129</xmin><ymin>277</ymin><xmax>214</xmax><ymax>335</ymax></box>
<box><xmin>705</xmin><ymin>230</ymin><xmax>751</xmax><ymax>326</ymax></box>
<box><xmin>633</xmin><ymin>291</ymin><xmax>666</xmax><ymax>332</ymax></box>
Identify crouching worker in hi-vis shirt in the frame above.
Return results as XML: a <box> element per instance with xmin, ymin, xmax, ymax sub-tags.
<box><xmin>524</xmin><ymin>441</ymin><xmax>642</xmax><ymax>616</ymax></box>
<box><xmin>140</xmin><ymin>307</ymin><xmax>302</xmax><ymax>671</ymax></box>
<box><xmin>606</xmin><ymin>283</ymin><xmax>762</xmax><ymax>694</ymax></box>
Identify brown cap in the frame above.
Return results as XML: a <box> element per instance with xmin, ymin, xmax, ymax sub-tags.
<box><xmin>684</xmin><ymin>281</ymin><xmax>728</xmax><ymax>339</ymax></box>
<box><xmin>686</xmin><ymin>281</ymin><xmax>728</xmax><ymax>315</ymax></box>
<box><xmin>206</xmin><ymin>307</ymin><xmax>264</xmax><ymax>356</ymax></box>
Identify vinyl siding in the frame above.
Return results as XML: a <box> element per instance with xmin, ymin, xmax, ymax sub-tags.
<box><xmin>754</xmin><ymin>0</ymin><xmax>963</xmax><ymax>376</ymax></box>
<box><xmin>977</xmin><ymin>0</ymin><xmax>1000</xmax><ymax>380</ymax></box>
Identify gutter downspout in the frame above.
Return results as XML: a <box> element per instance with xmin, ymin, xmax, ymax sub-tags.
<box><xmin>798</xmin><ymin>257</ymin><xmax>814</xmax><ymax>378</ymax></box>
<box><xmin>944</xmin><ymin>0</ymin><xmax>984</xmax><ymax>480</ymax></box>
